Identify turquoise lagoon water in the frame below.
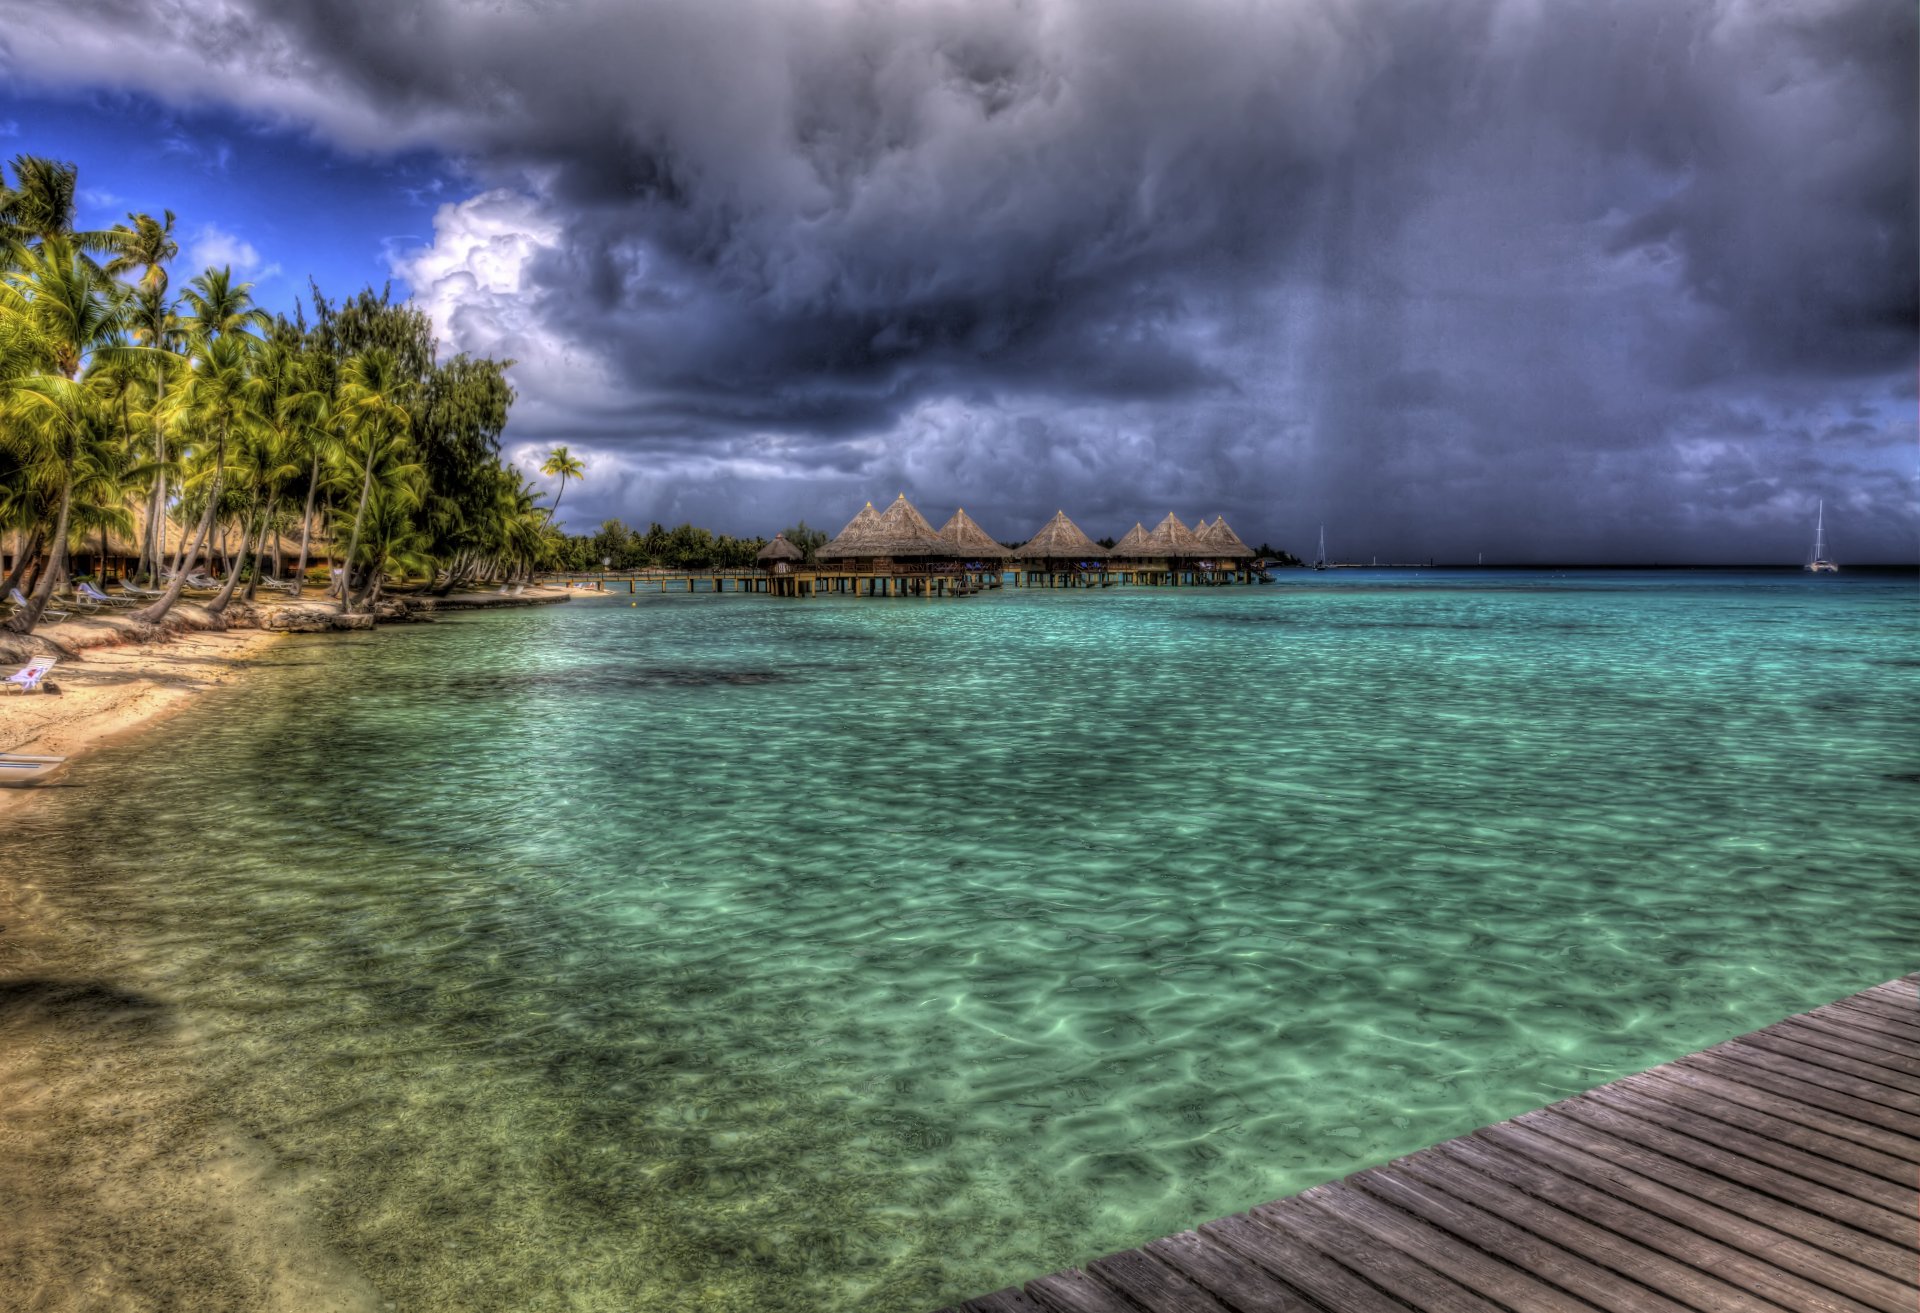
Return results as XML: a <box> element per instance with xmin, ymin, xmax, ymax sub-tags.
<box><xmin>3</xmin><ymin>570</ymin><xmax>1917</xmax><ymax>1310</ymax></box>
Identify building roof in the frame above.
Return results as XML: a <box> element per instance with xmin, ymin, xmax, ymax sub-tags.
<box><xmin>1143</xmin><ymin>512</ymin><xmax>1203</xmax><ymax>557</ymax></box>
<box><xmin>938</xmin><ymin>508</ymin><xmax>1014</xmax><ymax>559</ymax></box>
<box><xmin>1109</xmin><ymin>522</ymin><xmax>1153</xmax><ymax>559</ymax></box>
<box><xmin>1014</xmin><ymin>509</ymin><xmax>1104</xmax><ymax>560</ymax></box>
<box><xmin>817</xmin><ymin>495</ymin><xmax>952</xmax><ymax>560</ymax></box>
<box><xmin>1195</xmin><ymin>514</ymin><xmax>1255</xmax><ymax>558</ymax></box>
<box><xmin>756</xmin><ymin>532</ymin><xmax>803</xmax><ymax>563</ymax></box>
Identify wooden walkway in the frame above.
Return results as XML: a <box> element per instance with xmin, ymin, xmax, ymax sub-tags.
<box><xmin>941</xmin><ymin>973</ymin><xmax>1920</xmax><ymax>1313</ymax></box>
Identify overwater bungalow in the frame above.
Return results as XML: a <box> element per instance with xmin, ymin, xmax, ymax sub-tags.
<box><xmin>1012</xmin><ymin>510</ymin><xmax>1106</xmax><ymax>587</ymax></box>
<box><xmin>814</xmin><ymin>495</ymin><xmax>966</xmax><ymax>595</ymax></box>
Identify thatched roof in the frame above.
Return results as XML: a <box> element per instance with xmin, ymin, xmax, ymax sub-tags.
<box><xmin>1143</xmin><ymin>512</ymin><xmax>1203</xmax><ymax>557</ymax></box>
<box><xmin>817</xmin><ymin>502</ymin><xmax>883</xmax><ymax>560</ymax></box>
<box><xmin>1014</xmin><ymin>510</ymin><xmax>1104</xmax><ymax>560</ymax></box>
<box><xmin>1109</xmin><ymin>522</ymin><xmax>1153</xmax><ymax>559</ymax></box>
<box><xmin>1195</xmin><ymin>514</ymin><xmax>1255</xmax><ymax>559</ymax></box>
<box><xmin>757</xmin><ymin>532</ymin><xmax>803</xmax><ymax>564</ymax></box>
<box><xmin>817</xmin><ymin>495</ymin><xmax>951</xmax><ymax>560</ymax></box>
<box><xmin>938</xmin><ymin>508</ymin><xmax>1013</xmax><ymax>560</ymax></box>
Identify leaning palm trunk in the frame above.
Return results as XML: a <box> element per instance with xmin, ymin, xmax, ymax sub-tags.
<box><xmin>1</xmin><ymin>527</ymin><xmax>44</xmax><ymax>600</ymax></box>
<box><xmin>133</xmin><ymin>425</ymin><xmax>227</xmax><ymax>627</ymax></box>
<box><xmin>208</xmin><ymin>490</ymin><xmax>262</xmax><ymax>616</ymax></box>
<box><xmin>7</xmin><ymin>475</ymin><xmax>75</xmax><ymax>634</ymax></box>
<box><xmin>244</xmin><ymin>501</ymin><xmax>275</xmax><ymax>602</ymax></box>
<box><xmin>340</xmin><ymin>448</ymin><xmax>376</xmax><ymax>614</ymax></box>
<box><xmin>292</xmin><ymin>451</ymin><xmax>320</xmax><ymax>597</ymax></box>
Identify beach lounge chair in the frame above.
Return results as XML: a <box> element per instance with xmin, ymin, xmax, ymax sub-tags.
<box><xmin>3</xmin><ymin>656</ymin><xmax>57</xmax><ymax>693</ymax></box>
<box><xmin>7</xmin><ymin>588</ymin><xmax>69</xmax><ymax>622</ymax></box>
<box><xmin>117</xmin><ymin>578</ymin><xmax>163</xmax><ymax>597</ymax></box>
<box><xmin>78</xmin><ymin>581</ymin><xmax>138</xmax><ymax>607</ymax></box>
<box><xmin>256</xmin><ymin>572</ymin><xmax>302</xmax><ymax>594</ymax></box>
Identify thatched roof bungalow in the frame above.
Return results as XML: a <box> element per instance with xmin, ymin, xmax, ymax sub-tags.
<box><xmin>1108</xmin><ymin>522</ymin><xmax>1153</xmax><ymax>560</ymax></box>
<box><xmin>817</xmin><ymin>495</ymin><xmax>951</xmax><ymax>565</ymax></box>
<box><xmin>1014</xmin><ymin>510</ymin><xmax>1104</xmax><ymax>567</ymax></box>
<box><xmin>1142</xmin><ymin>512</ymin><xmax>1203</xmax><ymax>560</ymax></box>
<box><xmin>1194</xmin><ymin>515</ymin><xmax>1255</xmax><ymax>559</ymax></box>
<box><xmin>937</xmin><ymin>508</ymin><xmax>1013</xmax><ymax>561</ymax></box>
<box><xmin>756</xmin><ymin>532</ymin><xmax>804</xmax><ymax>572</ymax></box>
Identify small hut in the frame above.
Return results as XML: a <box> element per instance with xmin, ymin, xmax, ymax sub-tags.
<box><xmin>1108</xmin><ymin>522</ymin><xmax>1153</xmax><ymax>559</ymax></box>
<box><xmin>937</xmin><ymin>508</ymin><xmax>1013</xmax><ymax>563</ymax></box>
<box><xmin>1013</xmin><ymin>510</ymin><xmax>1105</xmax><ymax>585</ymax></box>
<box><xmin>756</xmin><ymin>532</ymin><xmax>803</xmax><ymax>574</ymax></box>
<box><xmin>1195</xmin><ymin>515</ymin><xmax>1255</xmax><ymax>561</ymax></box>
<box><xmin>1143</xmin><ymin>512</ymin><xmax>1203</xmax><ymax>560</ymax></box>
<box><xmin>817</xmin><ymin>501</ymin><xmax>887</xmax><ymax>563</ymax></box>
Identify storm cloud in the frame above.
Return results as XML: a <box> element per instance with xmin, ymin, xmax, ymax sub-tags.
<box><xmin>4</xmin><ymin>0</ymin><xmax>1914</xmax><ymax>559</ymax></box>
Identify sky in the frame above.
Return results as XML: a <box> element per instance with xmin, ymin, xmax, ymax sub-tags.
<box><xmin>1</xmin><ymin>0</ymin><xmax>1913</xmax><ymax>563</ymax></box>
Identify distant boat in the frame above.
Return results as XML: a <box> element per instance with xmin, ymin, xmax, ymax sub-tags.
<box><xmin>1807</xmin><ymin>500</ymin><xmax>1839</xmax><ymax>574</ymax></box>
<box><xmin>0</xmin><ymin>753</ymin><xmax>67</xmax><ymax>787</ymax></box>
<box><xmin>1314</xmin><ymin>526</ymin><xmax>1329</xmax><ymax>571</ymax></box>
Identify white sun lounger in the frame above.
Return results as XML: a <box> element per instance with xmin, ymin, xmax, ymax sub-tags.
<box><xmin>3</xmin><ymin>656</ymin><xmax>57</xmax><ymax>693</ymax></box>
<box><xmin>0</xmin><ymin>753</ymin><xmax>67</xmax><ymax>785</ymax></box>
<box><xmin>7</xmin><ymin>588</ymin><xmax>69</xmax><ymax>622</ymax></box>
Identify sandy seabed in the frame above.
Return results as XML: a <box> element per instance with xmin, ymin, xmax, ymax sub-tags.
<box><xmin>0</xmin><ymin>620</ymin><xmax>379</xmax><ymax>1312</ymax></box>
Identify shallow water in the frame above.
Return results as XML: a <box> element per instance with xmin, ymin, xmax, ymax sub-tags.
<box><xmin>4</xmin><ymin>570</ymin><xmax>1917</xmax><ymax>1310</ymax></box>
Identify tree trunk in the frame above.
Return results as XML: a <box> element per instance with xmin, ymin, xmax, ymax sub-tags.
<box><xmin>133</xmin><ymin>422</ymin><xmax>227</xmax><ymax>627</ymax></box>
<box><xmin>244</xmin><ymin>499</ymin><xmax>274</xmax><ymax>602</ymax></box>
<box><xmin>292</xmin><ymin>451</ymin><xmax>320</xmax><ymax>597</ymax></box>
<box><xmin>207</xmin><ymin>491</ymin><xmax>261</xmax><ymax>616</ymax></box>
<box><xmin>340</xmin><ymin>446</ymin><xmax>376</xmax><ymax>614</ymax></box>
<box><xmin>1</xmin><ymin>527</ymin><xmax>43</xmax><ymax>600</ymax></box>
<box><xmin>7</xmin><ymin>470</ymin><xmax>75</xmax><ymax>633</ymax></box>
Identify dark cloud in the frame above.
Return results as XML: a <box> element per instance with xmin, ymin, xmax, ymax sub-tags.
<box><xmin>4</xmin><ymin>0</ymin><xmax>1914</xmax><ymax>559</ymax></box>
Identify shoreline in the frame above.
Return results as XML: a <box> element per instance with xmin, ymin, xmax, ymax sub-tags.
<box><xmin>0</xmin><ymin>587</ymin><xmax>572</xmax><ymax>819</ymax></box>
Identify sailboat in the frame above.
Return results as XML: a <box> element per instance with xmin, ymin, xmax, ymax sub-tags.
<box><xmin>1807</xmin><ymin>500</ymin><xmax>1838</xmax><ymax>574</ymax></box>
<box><xmin>1314</xmin><ymin>526</ymin><xmax>1329</xmax><ymax>571</ymax></box>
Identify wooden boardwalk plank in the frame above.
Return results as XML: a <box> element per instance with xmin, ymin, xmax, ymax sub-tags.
<box><xmin>1349</xmin><ymin>1163</ymin><xmax>1696</xmax><ymax>1313</ymax></box>
<box><xmin>1581</xmin><ymin>1082</ymin><xmax>1920</xmax><ymax>1225</ymax></box>
<box><xmin>1773</xmin><ymin>1016</ymin><xmax>1920</xmax><ymax>1075</ymax></box>
<box><xmin>1279</xmin><ymin>1182</ymin><xmax>1597</xmax><ymax>1313</ymax></box>
<box><xmin>1504</xmin><ymin>1108</ymin><xmax>1917</xmax><ymax>1290</ymax></box>
<box><xmin>1246</xmin><ymin>1198</ymin><xmax>1504</xmax><ymax>1313</ymax></box>
<box><xmin>935</xmin><ymin>974</ymin><xmax>1920</xmax><ymax>1313</ymax></box>
<box><xmin>1083</xmin><ymin>1248</ymin><xmax>1240</xmax><ymax>1313</ymax></box>
<box><xmin>1631</xmin><ymin>1064</ymin><xmax>1920</xmax><ymax>1169</ymax></box>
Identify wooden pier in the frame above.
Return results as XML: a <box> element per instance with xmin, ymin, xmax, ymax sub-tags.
<box><xmin>552</xmin><ymin>563</ymin><xmax>1269</xmax><ymax>598</ymax></box>
<box><xmin>940</xmin><ymin>973</ymin><xmax>1920</xmax><ymax>1313</ymax></box>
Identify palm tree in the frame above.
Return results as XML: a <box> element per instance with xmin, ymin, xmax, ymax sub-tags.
<box><xmin>0</xmin><ymin>154</ymin><xmax>131</xmax><ymax>266</ymax></box>
<box><xmin>126</xmin><ymin>282</ymin><xmax>185</xmax><ymax>580</ymax></box>
<box><xmin>1</xmin><ymin>235</ymin><xmax>131</xmax><ymax>631</ymax></box>
<box><xmin>105</xmin><ymin>210</ymin><xmax>179</xmax><ymax>294</ymax></box>
<box><xmin>129</xmin><ymin>328</ymin><xmax>259</xmax><ymax>625</ymax></box>
<box><xmin>540</xmin><ymin>445</ymin><xmax>584</xmax><ymax>524</ymax></box>
<box><xmin>333</xmin><ymin>349</ymin><xmax>413</xmax><ymax>613</ymax></box>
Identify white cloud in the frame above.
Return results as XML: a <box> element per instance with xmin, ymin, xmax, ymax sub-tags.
<box><xmin>0</xmin><ymin>119</ymin><xmax>19</xmax><ymax>137</ymax></box>
<box><xmin>185</xmin><ymin>223</ymin><xmax>262</xmax><ymax>274</ymax></box>
<box><xmin>391</xmin><ymin>189</ymin><xmax>618</xmax><ymax>425</ymax></box>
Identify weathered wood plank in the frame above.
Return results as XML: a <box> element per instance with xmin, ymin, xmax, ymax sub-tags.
<box><xmin>1512</xmin><ymin>1106</ymin><xmax>1918</xmax><ymax>1283</ymax></box>
<box><xmin>1630</xmin><ymin>1064</ymin><xmax>1920</xmax><ymax>1169</ymax></box>
<box><xmin>1202</xmin><ymin>1212</ymin><xmax>1417</xmax><ymax>1313</ymax></box>
<box><xmin>1737</xmin><ymin>1029</ymin><xmax>1920</xmax><ymax>1097</ymax></box>
<box><xmin>1675</xmin><ymin>1050</ymin><xmax>1920</xmax><ymax>1140</ymax></box>
<box><xmin>1482</xmin><ymin>1118</ymin><xmax>1906</xmax><ymax>1311</ymax></box>
<box><xmin>1825</xmin><ymin>997</ymin><xmax>1920</xmax><ymax>1039</ymax></box>
<box><xmin>1774</xmin><ymin>1016</ymin><xmax>1920</xmax><ymax>1074</ymax></box>
<box><xmin>1708</xmin><ymin>1040</ymin><xmax>1920</xmax><ymax>1116</ymax></box>
<box><xmin>1395</xmin><ymin>1147</ymin><xmax>1772</xmax><ymax>1312</ymax></box>
<box><xmin>1282</xmin><ymin>1181</ymin><xmax>1597</xmax><ymax>1313</ymax></box>
<box><xmin>1441</xmin><ymin>1132</ymin><xmax>1873</xmax><ymax>1313</ymax></box>
<box><xmin>1143</xmin><ymin>1229</ymin><xmax>1325</xmax><ymax>1312</ymax></box>
<box><xmin>1082</xmin><ymin>1247</ymin><xmax>1240</xmax><ymax>1313</ymax></box>
<box><xmin>1799</xmin><ymin>1006</ymin><xmax>1920</xmax><ymax>1058</ymax></box>
<box><xmin>1248</xmin><ymin>1197</ymin><xmax>1503</xmax><ymax>1313</ymax></box>
<box><xmin>1349</xmin><ymin>1163</ymin><xmax>1696</xmax><ymax>1313</ymax></box>
<box><xmin>1582</xmin><ymin>1081</ymin><xmax>1920</xmax><ymax>1224</ymax></box>
<box><xmin>1023</xmin><ymin>1267</ymin><xmax>1141</xmax><ymax>1313</ymax></box>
